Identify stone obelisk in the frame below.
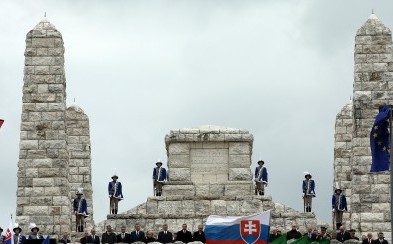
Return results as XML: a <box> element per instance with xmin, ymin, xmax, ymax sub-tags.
<box><xmin>16</xmin><ymin>18</ymin><xmax>71</xmax><ymax>235</ymax></box>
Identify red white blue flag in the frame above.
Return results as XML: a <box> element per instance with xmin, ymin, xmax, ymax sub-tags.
<box><xmin>205</xmin><ymin>210</ymin><xmax>271</xmax><ymax>244</ymax></box>
<box><xmin>4</xmin><ymin>219</ymin><xmax>13</xmax><ymax>244</ymax></box>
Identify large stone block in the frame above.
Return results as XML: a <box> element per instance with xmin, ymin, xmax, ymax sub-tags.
<box><xmin>229</xmin><ymin>168</ymin><xmax>252</xmax><ymax>181</ymax></box>
<box><xmin>360</xmin><ymin>212</ymin><xmax>384</xmax><ymax>222</ymax></box>
<box><xmin>158</xmin><ymin>201</ymin><xmax>182</xmax><ymax>216</ymax></box>
<box><xmin>229</xmin><ymin>142</ymin><xmax>250</xmax><ymax>155</ymax></box>
<box><xmin>168</xmin><ymin>168</ymin><xmax>190</xmax><ymax>181</ymax></box>
<box><xmin>163</xmin><ymin>184</ymin><xmax>195</xmax><ymax>197</ymax></box>
<box><xmin>168</xmin><ymin>143</ymin><xmax>190</xmax><ymax>155</ymax></box>
<box><xmin>225</xmin><ymin>184</ymin><xmax>252</xmax><ymax>196</ymax></box>
<box><xmin>168</xmin><ymin>154</ymin><xmax>190</xmax><ymax>168</ymax></box>
<box><xmin>229</xmin><ymin>155</ymin><xmax>251</xmax><ymax>168</ymax></box>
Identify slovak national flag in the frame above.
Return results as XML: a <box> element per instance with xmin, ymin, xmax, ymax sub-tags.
<box><xmin>4</xmin><ymin>220</ymin><xmax>14</xmax><ymax>244</ymax></box>
<box><xmin>205</xmin><ymin>210</ymin><xmax>271</xmax><ymax>244</ymax></box>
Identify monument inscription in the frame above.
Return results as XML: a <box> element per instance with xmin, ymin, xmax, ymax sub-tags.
<box><xmin>190</xmin><ymin>148</ymin><xmax>228</xmax><ymax>183</ymax></box>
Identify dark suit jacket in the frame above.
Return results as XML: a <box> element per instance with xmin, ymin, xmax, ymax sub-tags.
<box><xmin>304</xmin><ymin>232</ymin><xmax>317</xmax><ymax>241</ymax></box>
<box><xmin>193</xmin><ymin>231</ymin><xmax>206</xmax><ymax>243</ymax></box>
<box><xmin>363</xmin><ymin>239</ymin><xmax>374</xmax><ymax>244</ymax></box>
<box><xmin>336</xmin><ymin>231</ymin><xmax>351</xmax><ymax>242</ymax></box>
<box><xmin>80</xmin><ymin>236</ymin><xmax>88</xmax><ymax>244</ymax></box>
<box><xmin>157</xmin><ymin>231</ymin><xmax>173</xmax><ymax>243</ymax></box>
<box><xmin>130</xmin><ymin>231</ymin><xmax>146</xmax><ymax>243</ymax></box>
<box><xmin>176</xmin><ymin>230</ymin><xmax>193</xmax><ymax>243</ymax></box>
<box><xmin>102</xmin><ymin>232</ymin><xmax>117</xmax><ymax>244</ymax></box>
<box><xmin>116</xmin><ymin>233</ymin><xmax>131</xmax><ymax>243</ymax></box>
<box><xmin>87</xmin><ymin>235</ymin><xmax>100</xmax><ymax>244</ymax></box>
<box><xmin>372</xmin><ymin>239</ymin><xmax>389</xmax><ymax>244</ymax></box>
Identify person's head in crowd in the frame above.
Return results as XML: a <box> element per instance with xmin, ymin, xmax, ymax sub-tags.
<box><xmin>106</xmin><ymin>225</ymin><xmax>113</xmax><ymax>233</ymax></box>
<box><xmin>135</xmin><ymin>223</ymin><xmax>141</xmax><ymax>231</ymax></box>
<box><xmin>91</xmin><ymin>229</ymin><xmax>96</xmax><ymax>236</ymax></box>
<box><xmin>121</xmin><ymin>226</ymin><xmax>126</xmax><ymax>233</ymax></box>
<box><xmin>306</xmin><ymin>226</ymin><xmax>313</xmax><ymax>233</ymax></box>
<box><xmin>349</xmin><ymin>229</ymin><xmax>356</xmax><ymax>238</ymax></box>
<box><xmin>378</xmin><ymin>232</ymin><xmax>384</xmax><ymax>240</ymax></box>
<box><xmin>163</xmin><ymin>224</ymin><xmax>168</xmax><ymax>231</ymax></box>
<box><xmin>320</xmin><ymin>226</ymin><xmax>327</xmax><ymax>235</ymax></box>
<box><xmin>271</xmin><ymin>228</ymin><xmax>278</xmax><ymax>235</ymax></box>
<box><xmin>84</xmin><ymin>229</ymin><xmax>90</xmax><ymax>237</ymax></box>
<box><xmin>198</xmin><ymin>225</ymin><xmax>203</xmax><ymax>232</ymax></box>
<box><xmin>147</xmin><ymin>231</ymin><xmax>154</xmax><ymax>238</ymax></box>
<box><xmin>62</xmin><ymin>232</ymin><xmax>69</xmax><ymax>240</ymax></box>
<box><xmin>291</xmin><ymin>223</ymin><xmax>297</xmax><ymax>230</ymax></box>
<box><xmin>277</xmin><ymin>230</ymin><xmax>282</xmax><ymax>235</ymax></box>
<box><xmin>182</xmin><ymin>224</ymin><xmax>187</xmax><ymax>231</ymax></box>
<box><xmin>367</xmin><ymin>233</ymin><xmax>373</xmax><ymax>240</ymax></box>
<box><xmin>339</xmin><ymin>226</ymin><xmax>346</xmax><ymax>233</ymax></box>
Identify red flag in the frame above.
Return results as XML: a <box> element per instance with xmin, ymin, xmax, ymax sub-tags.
<box><xmin>0</xmin><ymin>119</ymin><xmax>4</xmax><ymax>128</ymax></box>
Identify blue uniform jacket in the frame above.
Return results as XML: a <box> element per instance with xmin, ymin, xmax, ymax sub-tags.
<box><xmin>332</xmin><ymin>194</ymin><xmax>347</xmax><ymax>211</ymax></box>
<box><xmin>153</xmin><ymin>167</ymin><xmax>167</xmax><ymax>182</ymax></box>
<box><xmin>13</xmin><ymin>234</ymin><xmax>26</xmax><ymax>244</ymax></box>
<box><xmin>73</xmin><ymin>197</ymin><xmax>88</xmax><ymax>216</ymax></box>
<box><xmin>302</xmin><ymin>179</ymin><xmax>316</xmax><ymax>196</ymax></box>
<box><xmin>254</xmin><ymin>166</ymin><xmax>268</xmax><ymax>183</ymax></box>
<box><xmin>108</xmin><ymin>181</ymin><xmax>124</xmax><ymax>199</ymax></box>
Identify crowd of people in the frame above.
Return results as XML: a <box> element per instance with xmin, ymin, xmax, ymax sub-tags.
<box><xmin>269</xmin><ymin>224</ymin><xmax>388</xmax><ymax>244</ymax></box>
<box><xmin>78</xmin><ymin>223</ymin><xmax>205</xmax><ymax>244</ymax></box>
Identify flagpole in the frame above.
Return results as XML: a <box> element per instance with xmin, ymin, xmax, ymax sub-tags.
<box><xmin>389</xmin><ymin>109</ymin><xmax>393</xmax><ymax>243</ymax></box>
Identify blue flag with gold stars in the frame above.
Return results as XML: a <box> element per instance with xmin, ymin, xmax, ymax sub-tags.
<box><xmin>370</xmin><ymin>105</ymin><xmax>391</xmax><ymax>172</ymax></box>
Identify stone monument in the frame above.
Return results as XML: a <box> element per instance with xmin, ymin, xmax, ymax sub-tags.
<box><xmin>334</xmin><ymin>14</ymin><xmax>393</xmax><ymax>239</ymax></box>
<box><xmin>101</xmin><ymin>125</ymin><xmax>323</xmax><ymax>234</ymax></box>
<box><xmin>16</xmin><ymin>18</ymin><xmax>94</xmax><ymax>236</ymax></box>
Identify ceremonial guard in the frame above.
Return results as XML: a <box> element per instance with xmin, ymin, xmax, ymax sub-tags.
<box><xmin>72</xmin><ymin>188</ymin><xmax>89</xmax><ymax>232</ymax></box>
<box><xmin>302</xmin><ymin>171</ymin><xmax>316</xmax><ymax>212</ymax></box>
<box><xmin>153</xmin><ymin>160</ymin><xmax>167</xmax><ymax>196</ymax></box>
<box><xmin>27</xmin><ymin>223</ymin><xmax>43</xmax><ymax>239</ymax></box>
<box><xmin>332</xmin><ymin>187</ymin><xmax>347</xmax><ymax>230</ymax></box>
<box><xmin>254</xmin><ymin>160</ymin><xmax>268</xmax><ymax>195</ymax></box>
<box><xmin>13</xmin><ymin>224</ymin><xmax>26</xmax><ymax>244</ymax></box>
<box><xmin>108</xmin><ymin>171</ymin><xmax>123</xmax><ymax>214</ymax></box>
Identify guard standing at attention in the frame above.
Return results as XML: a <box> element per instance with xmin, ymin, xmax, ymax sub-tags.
<box><xmin>254</xmin><ymin>160</ymin><xmax>268</xmax><ymax>195</ymax></box>
<box><xmin>108</xmin><ymin>170</ymin><xmax>123</xmax><ymax>214</ymax></box>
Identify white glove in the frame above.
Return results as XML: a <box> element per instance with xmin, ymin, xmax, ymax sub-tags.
<box><xmin>302</xmin><ymin>193</ymin><xmax>305</xmax><ymax>198</ymax></box>
<box><xmin>332</xmin><ymin>209</ymin><xmax>335</xmax><ymax>213</ymax></box>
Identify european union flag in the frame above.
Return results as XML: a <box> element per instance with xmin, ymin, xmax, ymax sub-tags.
<box><xmin>370</xmin><ymin>105</ymin><xmax>392</xmax><ymax>172</ymax></box>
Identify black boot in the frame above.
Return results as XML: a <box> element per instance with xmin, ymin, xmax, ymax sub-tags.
<box><xmin>115</xmin><ymin>209</ymin><xmax>118</xmax><ymax>214</ymax></box>
<box><xmin>80</xmin><ymin>226</ymin><xmax>84</xmax><ymax>232</ymax></box>
<box><xmin>77</xmin><ymin>226</ymin><xmax>81</xmax><ymax>232</ymax></box>
<box><xmin>111</xmin><ymin>209</ymin><xmax>114</xmax><ymax>214</ymax></box>
<box><xmin>255</xmin><ymin>189</ymin><xmax>258</xmax><ymax>195</ymax></box>
<box><xmin>259</xmin><ymin>191</ymin><xmax>264</xmax><ymax>196</ymax></box>
<box><xmin>336</xmin><ymin>223</ymin><xmax>341</xmax><ymax>230</ymax></box>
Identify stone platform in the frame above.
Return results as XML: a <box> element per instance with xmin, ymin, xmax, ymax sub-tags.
<box><xmin>96</xmin><ymin>126</ymin><xmax>326</xmax><ymax>235</ymax></box>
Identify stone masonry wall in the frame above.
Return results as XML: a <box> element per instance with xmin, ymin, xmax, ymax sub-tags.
<box><xmin>165</xmin><ymin>126</ymin><xmax>254</xmax><ymax>197</ymax></box>
<box><xmin>351</xmin><ymin>14</ymin><xmax>393</xmax><ymax>239</ymax></box>
<box><xmin>334</xmin><ymin>14</ymin><xmax>393</xmax><ymax>240</ymax></box>
<box><xmin>16</xmin><ymin>18</ymin><xmax>71</xmax><ymax>235</ymax></box>
<box><xmin>333</xmin><ymin>103</ymin><xmax>353</xmax><ymax>228</ymax></box>
<box><xmin>66</xmin><ymin>104</ymin><xmax>94</xmax><ymax>228</ymax></box>
<box><xmin>97</xmin><ymin>126</ymin><xmax>327</xmax><ymax>241</ymax></box>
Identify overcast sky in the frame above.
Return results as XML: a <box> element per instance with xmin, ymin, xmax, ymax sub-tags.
<box><xmin>1</xmin><ymin>0</ymin><xmax>393</xmax><ymax>230</ymax></box>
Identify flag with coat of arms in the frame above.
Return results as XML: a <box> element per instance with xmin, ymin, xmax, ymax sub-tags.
<box><xmin>3</xmin><ymin>219</ymin><xmax>14</xmax><ymax>244</ymax></box>
<box><xmin>205</xmin><ymin>210</ymin><xmax>271</xmax><ymax>244</ymax></box>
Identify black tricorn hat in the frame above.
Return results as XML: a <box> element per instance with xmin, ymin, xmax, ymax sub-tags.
<box><xmin>257</xmin><ymin>160</ymin><xmax>264</xmax><ymax>165</ymax></box>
